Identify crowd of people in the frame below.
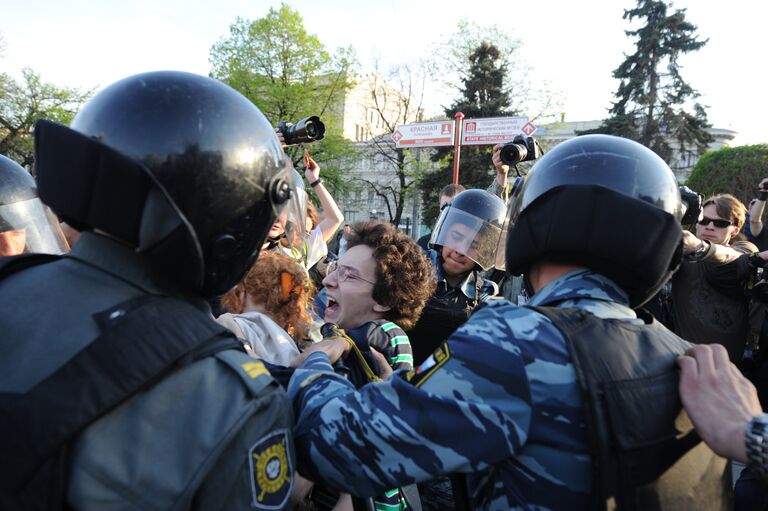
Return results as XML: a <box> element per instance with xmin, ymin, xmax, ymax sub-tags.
<box><xmin>1</xmin><ymin>70</ymin><xmax>768</xmax><ymax>510</ymax></box>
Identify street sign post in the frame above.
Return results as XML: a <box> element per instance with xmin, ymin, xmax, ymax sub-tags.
<box><xmin>392</xmin><ymin>115</ymin><xmax>536</xmax><ymax>184</ymax></box>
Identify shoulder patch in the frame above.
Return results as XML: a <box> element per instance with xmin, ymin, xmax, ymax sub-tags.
<box><xmin>248</xmin><ymin>429</ymin><xmax>293</xmax><ymax>510</ymax></box>
<box><xmin>406</xmin><ymin>342</ymin><xmax>451</xmax><ymax>388</ymax></box>
<box><xmin>241</xmin><ymin>360</ymin><xmax>270</xmax><ymax>379</ymax></box>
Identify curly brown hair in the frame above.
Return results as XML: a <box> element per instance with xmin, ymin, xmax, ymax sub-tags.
<box><xmin>221</xmin><ymin>251</ymin><xmax>314</xmax><ymax>341</ymax></box>
<box><xmin>346</xmin><ymin>221</ymin><xmax>436</xmax><ymax>330</ymax></box>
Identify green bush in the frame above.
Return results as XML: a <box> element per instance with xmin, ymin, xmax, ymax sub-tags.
<box><xmin>686</xmin><ymin>145</ymin><xmax>768</xmax><ymax>205</ymax></box>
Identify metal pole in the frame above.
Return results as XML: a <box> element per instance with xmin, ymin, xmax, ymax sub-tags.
<box><xmin>452</xmin><ymin>112</ymin><xmax>464</xmax><ymax>185</ymax></box>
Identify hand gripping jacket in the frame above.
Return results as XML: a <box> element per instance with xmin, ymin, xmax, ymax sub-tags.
<box><xmin>528</xmin><ymin>306</ymin><xmax>731</xmax><ymax>510</ymax></box>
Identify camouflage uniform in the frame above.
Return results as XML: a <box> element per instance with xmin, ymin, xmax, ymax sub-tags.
<box><xmin>289</xmin><ymin>269</ymin><xmax>642</xmax><ymax>510</ymax></box>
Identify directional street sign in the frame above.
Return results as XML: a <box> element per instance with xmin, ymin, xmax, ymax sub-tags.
<box><xmin>461</xmin><ymin>116</ymin><xmax>529</xmax><ymax>145</ymax></box>
<box><xmin>521</xmin><ymin>121</ymin><xmax>537</xmax><ymax>136</ymax></box>
<box><xmin>392</xmin><ymin>121</ymin><xmax>454</xmax><ymax>148</ymax></box>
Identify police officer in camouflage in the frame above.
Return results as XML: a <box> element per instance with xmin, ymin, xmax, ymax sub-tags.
<box><xmin>288</xmin><ymin>134</ymin><xmax>731</xmax><ymax>510</ymax></box>
<box><xmin>0</xmin><ymin>71</ymin><xmax>301</xmax><ymax>510</ymax></box>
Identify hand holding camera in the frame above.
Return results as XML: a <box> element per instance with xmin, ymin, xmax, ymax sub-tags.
<box><xmin>679</xmin><ymin>185</ymin><xmax>703</xmax><ymax>226</ymax></box>
<box><xmin>757</xmin><ymin>178</ymin><xmax>768</xmax><ymax>201</ymax></box>
<box><xmin>492</xmin><ymin>144</ymin><xmax>509</xmax><ymax>184</ymax></box>
<box><xmin>499</xmin><ymin>135</ymin><xmax>542</xmax><ymax>166</ymax></box>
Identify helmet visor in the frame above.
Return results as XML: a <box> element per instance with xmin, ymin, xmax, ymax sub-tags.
<box><xmin>0</xmin><ymin>198</ymin><xmax>69</xmax><ymax>256</ymax></box>
<box><xmin>430</xmin><ymin>206</ymin><xmax>503</xmax><ymax>271</ymax></box>
<box><xmin>281</xmin><ymin>169</ymin><xmax>309</xmax><ymax>247</ymax></box>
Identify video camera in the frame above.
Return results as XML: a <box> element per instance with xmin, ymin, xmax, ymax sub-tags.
<box><xmin>278</xmin><ymin>116</ymin><xmax>326</xmax><ymax>145</ymax></box>
<box><xmin>499</xmin><ymin>135</ymin><xmax>542</xmax><ymax>166</ymax></box>
<box><xmin>679</xmin><ymin>185</ymin><xmax>703</xmax><ymax>226</ymax></box>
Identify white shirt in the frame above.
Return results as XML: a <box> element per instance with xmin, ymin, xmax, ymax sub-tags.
<box><xmin>216</xmin><ymin>311</ymin><xmax>300</xmax><ymax>366</ymax></box>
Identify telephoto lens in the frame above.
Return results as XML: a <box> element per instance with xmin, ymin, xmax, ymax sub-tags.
<box><xmin>500</xmin><ymin>142</ymin><xmax>528</xmax><ymax>166</ymax></box>
<box><xmin>279</xmin><ymin>116</ymin><xmax>326</xmax><ymax>145</ymax></box>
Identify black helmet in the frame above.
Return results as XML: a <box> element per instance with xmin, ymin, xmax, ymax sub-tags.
<box><xmin>430</xmin><ymin>189</ymin><xmax>507</xmax><ymax>271</ymax></box>
<box><xmin>33</xmin><ymin>71</ymin><xmax>295</xmax><ymax>298</ymax></box>
<box><xmin>0</xmin><ymin>154</ymin><xmax>68</xmax><ymax>256</ymax></box>
<box><xmin>504</xmin><ymin>134</ymin><xmax>683</xmax><ymax>307</ymax></box>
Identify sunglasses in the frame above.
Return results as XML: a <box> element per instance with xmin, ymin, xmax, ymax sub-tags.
<box><xmin>698</xmin><ymin>216</ymin><xmax>732</xmax><ymax>228</ymax></box>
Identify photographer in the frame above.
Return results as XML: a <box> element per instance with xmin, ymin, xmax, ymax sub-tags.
<box><xmin>750</xmin><ymin>178</ymin><xmax>768</xmax><ymax>250</ymax></box>
<box><xmin>672</xmin><ymin>194</ymin><xmax>758</xmax><ymax>362</ymax></box>
<box><xmin>487</xmin><ymin>136</ymin><xmax>541</xmax><ymax>202</ymax></box>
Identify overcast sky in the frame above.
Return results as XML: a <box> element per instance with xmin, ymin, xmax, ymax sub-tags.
<box><xmin>2</xmin><ymin>0</ymin><xmax>766</xmax><ymax>145</ymax></box>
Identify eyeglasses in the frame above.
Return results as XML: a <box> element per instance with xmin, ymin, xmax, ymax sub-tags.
<box><xmin>326</xmin><ymin>259</ymin><xmax>376</xmax><ymax>285</ymax></box>
<box><xmin>698</xmin><ymin>216</ymin><xmax>733</xmax><ymax>228</ymax></box>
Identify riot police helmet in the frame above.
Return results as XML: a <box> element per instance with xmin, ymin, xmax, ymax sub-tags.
<box><xmin>0</xmin><ymin>154</ymin><xmax>68</xmax><ymax>256</ymax></box>
<box><xmin>429</xmin><ymin>189</ymin><xmax>507</xmax><ymax>271</ymax></box>
<box><xmin>502</xmin><ymin>134</ymin><xmax>683</xmax><ymax>307</ymax></box>
<box><xmin>33</xmin><ymin>71</ymin><xmax>296</xmax><ymax>298</ymax></box>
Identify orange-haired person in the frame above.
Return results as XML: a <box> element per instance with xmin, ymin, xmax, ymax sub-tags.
<box><xmin>218</xmin><ymin>251</ymin><xmax>314</xmax><ymax>366</ymax></box>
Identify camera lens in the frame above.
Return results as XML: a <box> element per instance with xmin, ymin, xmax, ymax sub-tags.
<box><xmin>306</xmin><ymin>122</ymin><xmax>317</xmax><ymax>138</ymax></box>
<box><xmin>500</xmin><ymin>143</ymin><xmax>528</xmax><ymax>166</ymax></box>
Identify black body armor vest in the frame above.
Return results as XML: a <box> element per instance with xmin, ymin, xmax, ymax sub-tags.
<box><xmin>530</xmin><ymin>306</ymin><xmax>732</xmax><ymax>510</ymax></box>
<box><xmin>0</xmin><ymin>254</ymin><xmax>250</xmax><ymax>510</ymax></box>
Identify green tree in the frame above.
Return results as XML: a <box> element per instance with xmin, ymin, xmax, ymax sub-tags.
<box><xmin>0</xmin><ymin>68</ymin><xmax>90</xmax><ymax>168</ymax></box>
<box><xmin>420</xmin><ymin>42</ymin><xmax>514</xmax><ymax>226</ymax></box>
<box><xmin>582</xmin><ymin>0</ymin><xmax>712</xmax><ymax>165</ymax></box>
<box><xmin>209</xmin><ymin>4</ymin><xmax>358</xmax><ymax>193</ymax></box>
<box><xmin>685</xmin><ymin>145</ymin><xmax>768</xmax><ymax>206</ymax></box>
<box><xmin>433</xmin><ymin>20</ymin><xmax>561</xmax><ymax>123</ymax></box>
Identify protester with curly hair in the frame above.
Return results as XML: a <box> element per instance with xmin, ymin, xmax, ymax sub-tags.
<box><xmin>318</xmin><ymin>221</ymin><xmax>435</xmax><ymax>369</ymax></box>
<box><xmin>296</xmin><ymin>220</ymin><xmax>435</xmax><ymax>510</ymax></box>
<box><xmin>217</xmin><ymin>251</ymin><xmax>314</xmax><ymax>366</ymax></box>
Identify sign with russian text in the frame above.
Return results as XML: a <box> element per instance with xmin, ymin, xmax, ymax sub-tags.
<box><xmin>392</xmin><ymin>121</ymin><xmax>454</xmax><ymax>148</ymax></box>
<box><xmin>461</xmin><ymin>116</ymin><xmax>529</xmax><ymax>145</ymax></box>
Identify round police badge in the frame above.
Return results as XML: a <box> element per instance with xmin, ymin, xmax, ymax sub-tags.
<box><xmin>248</xmin><ymin>429</ymin><xmax>293</xmax><ymax>510</ymax></box>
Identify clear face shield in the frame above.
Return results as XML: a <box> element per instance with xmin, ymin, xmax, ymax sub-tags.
<box><xmin>0</xmin><ymin>198</ymin><xmax>69</xmax><ymax>256</ymax></box>
<box><xmin>282</xmin><ymin>169</ymin><xmax>309</xmax><ymax>248</ymax></box>
<box><xmin>269</xmin><ymin>168</ymin><xmax>307</xmax><ymax>246</ymax></box>
<box><xmin>430</xmin><ymin>205</ymin><xmax>504</xmax><ymax>271</ymax></box>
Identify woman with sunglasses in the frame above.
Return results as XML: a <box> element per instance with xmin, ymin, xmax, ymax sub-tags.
<box><xmin>671</xmin><ymin>193</ymin><xmax>758</xmax><ymax>362</ymax></box>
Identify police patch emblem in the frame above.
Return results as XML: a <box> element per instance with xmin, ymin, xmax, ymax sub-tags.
<box><xmin>407</xmin><ymin>342</ymin><xmax>451</xmax><ymax>388</ymax></box>
<box><xmin>248</xmin><ymin>429</ymin><xmax>293</xmax><ymax>510</ymax></box>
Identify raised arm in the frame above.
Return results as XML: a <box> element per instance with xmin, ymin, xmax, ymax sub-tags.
<box><xmin>304</xmin><ymin>154</ymin><xmax>343</xmax><ymax>244</ymax></box>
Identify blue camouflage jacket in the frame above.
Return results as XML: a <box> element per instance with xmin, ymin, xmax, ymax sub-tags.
<box><xmin>289</xmin><ymin>270</ymin><xmax>640</xmax><ymax>510</ymax></box>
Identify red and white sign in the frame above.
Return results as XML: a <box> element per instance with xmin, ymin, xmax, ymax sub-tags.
<box><xmin>392</xmin><ymin>121</ymin><xmax>455</xmax><ymax>148</ymax></box>
<box><xmin>521</xmin><ymin>121</ymin><xmax>537</xmax><ymax>136</ymax></box>
<box><xmin>460</xmin><ymin>116</ymin><xmax>529</xmax><ymax>145</ymax></box>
